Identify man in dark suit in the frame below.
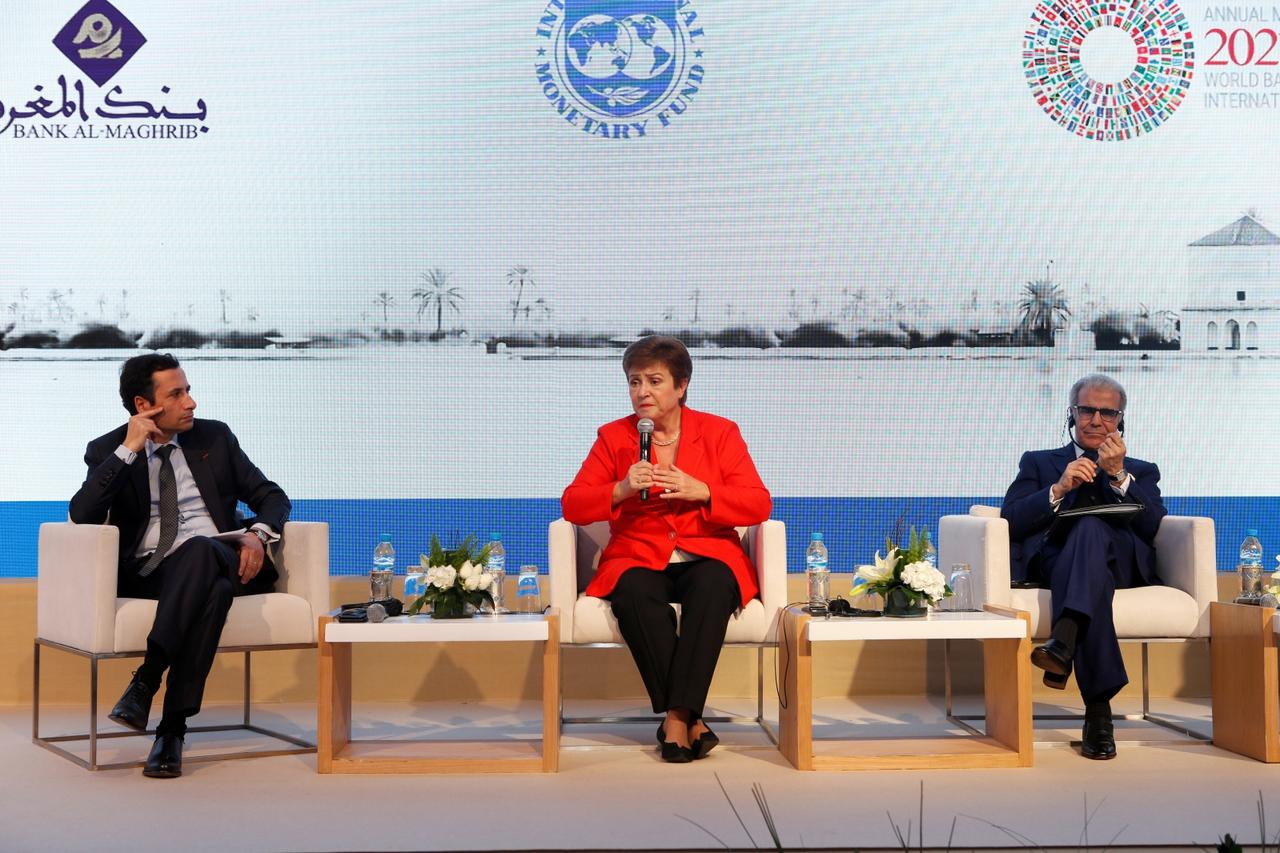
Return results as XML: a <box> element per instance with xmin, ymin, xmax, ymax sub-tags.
<box><xmin>1001</xmin><ymin>373</ymin><xmax>1166</xmax><ymax>760</ymax></box>
<box><xmin>68</xmin><ymin>353</ymin><xmax>290</xmax><ymax>778</ymax></box>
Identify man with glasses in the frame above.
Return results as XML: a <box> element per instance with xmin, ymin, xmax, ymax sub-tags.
<box><xmin>1001</xmin><ymin>373</ymin><xmax>1166</xmax><ymax>760</ymax></box>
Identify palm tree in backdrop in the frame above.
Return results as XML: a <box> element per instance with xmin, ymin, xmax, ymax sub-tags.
<box><xmin>412</xmin><ymin>269</ymin><xmax>464</xmax><ymax>333</ymax></box>
<box><xmin>1017</xmin><ymin>280</ymin><xmax>1071</xmax><ymax>345</ymax></box>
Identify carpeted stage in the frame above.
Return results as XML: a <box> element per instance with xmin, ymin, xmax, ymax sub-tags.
<box><xmin>2</xmin><ymin>696</ymin><xmax>1272</xmax><ymax>852</ymax></box>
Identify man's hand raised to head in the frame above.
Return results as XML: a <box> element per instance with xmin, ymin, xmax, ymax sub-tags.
<box><xmin>122</xmin><ymin>405</ymin><xmax>166</xmax><ymax>454</ymax></box>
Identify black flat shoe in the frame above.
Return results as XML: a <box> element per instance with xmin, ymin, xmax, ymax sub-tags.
<box><xmin>1081</xmin><ymin>712</ymin><xmax>1116</xmax><ymax>760</ymax></box>
<box><xmin>691</xmin><ymin>721</ymin><xmax>719</xmax><ymax>760</ymax></box>
<box><xmin>656</xmin><ymin>722</ymin><xmax>694</xmax><ymax>762</ymax></box>
<box><xmin>143</xmin><ymin>734</ymin><xmax>184</xmax><ymax>778</ymax></box>
<box><xmin>659</xmin><ymin>740</ymin><xmax>695</xmax><ymax>763</ymax></box>
<box><xmin>1030</xmin><ymin>638</ymin><xmax>1073</xmax><ymax>677</ymax></box>
<box><xmin>108</xmin><ymin>676</ymin><xmax>154</xmax><ymax>732</ymax></box>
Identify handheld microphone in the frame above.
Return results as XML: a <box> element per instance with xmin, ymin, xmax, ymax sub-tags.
<box><xmin>637</xmin><ymin>418</ymin><xmax>654</xmax><ymax>502</ymax></box>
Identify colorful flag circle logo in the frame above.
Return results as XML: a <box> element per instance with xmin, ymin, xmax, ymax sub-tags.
<box><xmin>1024</xmin><ymin>0</ymin><xmax>1194</xmax><ymax>141</ymax></box>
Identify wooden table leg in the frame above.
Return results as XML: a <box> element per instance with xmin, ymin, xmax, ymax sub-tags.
<box><xmin>542</xmin><ymin>609</ymin><xmax>560</xmax><ymax>773</ymax></box>
<box><xmin>982</xmin><ymin>605</ymin><xmax>1032</xmax><ymax>767</ymax></box>
<box><xmin>1211</xmin><ymin>601</ymin><xmax>1280</xmax><ymax>762</ymax></box>
<box><xmin>317</xmin><ymin>616</ymin><xmax>351</xmax><ymax>773</ymax></box>
<box><xmin>778</xmin><ymin>607</ymin><xmax>813</xmax><ymax>770</ymax></box>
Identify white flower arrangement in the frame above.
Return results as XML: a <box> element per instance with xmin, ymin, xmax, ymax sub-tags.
<box><xmin>850</xmin><ymin>527</ymin><xmax>951</xmax><ymax>613</ymax></box>
<box><xmin>407</xmin><ymin>536</ymin><xmax>496</xmax><ymax>617</ymax></box>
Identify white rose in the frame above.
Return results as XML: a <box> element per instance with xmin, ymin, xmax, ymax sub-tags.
<box><xmin>463</xmin><ymin>574</ymin><xmax>481</xmax><ymax>590</ymax></box>
<box><xmin>459</xmin><ymin>561</ymin><xmax>476</xmax><ymax>580</ymax></box>
<box><xmin>478</xmin><ymin>572</ymin><xmax>494</xmax><ymax>591</ymax></box>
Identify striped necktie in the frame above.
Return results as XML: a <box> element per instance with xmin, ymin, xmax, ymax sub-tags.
<box><xmin>139</xmin><ymin>445</ymin><xmax>177</xmax><ymax>577</ymax></box>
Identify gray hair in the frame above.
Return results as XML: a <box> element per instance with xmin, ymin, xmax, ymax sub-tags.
<box><xmin>1069</xmin><ymin>373</ymin><xmax>1127</xmax><ymax>411</ymax></box>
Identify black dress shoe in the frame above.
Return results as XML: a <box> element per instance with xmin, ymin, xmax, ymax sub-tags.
<box><xmin>1081</xmin><ymin>713</ymin><xmax>1117</xmax><ymax>760</ymax></box>
<box><xmin>143</xmin><ymin>734</ymin><xmax>184</xmax><ymax>778</ymax></box>
<box><xmin>691</xmin><ymin>720</ymin><xmax>719</xmax><ymax>760</ymax></box>
<box><xmin>108</xmin><ymin>678</ymin><xmax>154</xmax><ymax>732</ymax></box>
<box><xmin>1030</xmin><ymin>638</ymin><xmax>1073</xmax><ymax>677</ymax></box>
<box><xmin>1043</xmin><ymin>670</ymin><xmax>1069</xmax><ymax>690</ymax></box>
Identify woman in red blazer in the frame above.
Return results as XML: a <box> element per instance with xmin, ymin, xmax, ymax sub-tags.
<box><xmin>562</xmin><ymin>336</ymin><xmax>771</xmax><ymax>762</ymax></box>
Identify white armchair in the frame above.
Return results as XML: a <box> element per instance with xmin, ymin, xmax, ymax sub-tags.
<box><xmin>33</xmin><ymin>520</ymin><xmax>330</xmax><ymax>770</ymax></box>
<box><xmin>548</xmin><ymin>518</ymin><xmax>786</xmax><ymax>731</ymax></box>
<box><xmin>940</xmin><ymin>507</ymin><xmax>1215</xmax><ymax>736</ymax></box>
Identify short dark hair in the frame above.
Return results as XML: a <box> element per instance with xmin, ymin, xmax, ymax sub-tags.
<box><xmin>622</xmin><ymin>335</ymin><xmax>693</xmax><ymax>405</ymax></box>
<box><xmin>119</xmin><ymin>353</ymin><xmax>181</xmax><ymax>414</ymax></box>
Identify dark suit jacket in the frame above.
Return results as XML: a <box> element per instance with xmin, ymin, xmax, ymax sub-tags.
<box><xmin>561</xmin><ymin>407</ymin><xmax>772</xmax><ymax>607</ymax></box>
<box><xmin>68</xmin><ymin>418</ymin><xmax>291</xmax><ymax>582</ymax></box>
<box><xmin>1000</xmin><ymin>443</ymin><xmax>1166</xmax><ymax>585</ymax></box>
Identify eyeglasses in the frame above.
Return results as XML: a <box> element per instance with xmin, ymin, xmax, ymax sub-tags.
<box><xmin>1072</xmin><ymin>405</ymin><xmax>1123</xmax><ymax>423</ymax></box>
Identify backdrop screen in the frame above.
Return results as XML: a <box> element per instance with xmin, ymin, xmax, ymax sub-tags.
<box><xmin>2</xmin><ymin>0</ymin><xmax>1275</xmax><ymax>577</ymax></box>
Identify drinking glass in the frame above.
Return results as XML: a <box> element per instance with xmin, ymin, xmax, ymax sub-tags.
<box><xmin>948</xmin><ymin>563</ymin><xmax>973</xmax><ymax>612</ymax></box>
<box><xmin>516</xmin><ymin>565</ymin><xmax>542</xmax><ymax>614</ymax></box>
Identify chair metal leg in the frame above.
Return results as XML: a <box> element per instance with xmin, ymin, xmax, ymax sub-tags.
<box><xmin>1134</xmin><ymin>642</ymin><xmax>1212</xmax><ymax>741</ymax></box>
<box><xmin>89</xmin><ymin>655</ymin><xmax>99</xmax><ymax>770</ymax></box>
<box><xmin>31</xmin><ymin>641</ymin><xmax>40</xmax><ymax>742</ymax></box>
<box><xmin>947</xmin><ymin>636</ymin><xmax>1211</xmax><ymax>744</ymax></box>
<box><xmin>243</xmin><ymin>650</ymin><xmax>252</xmax><ymax>727</ymax></box>
<box><xmin>30</xmin><ymin>639</ymin><xmax>315</xmax><ymax>771</ymax></box>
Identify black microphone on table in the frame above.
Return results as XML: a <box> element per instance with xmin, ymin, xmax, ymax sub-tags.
<box><xmin>637</xmin><ymin>417</ymin><xmax>654</xmax><ymax>501</ymax></box>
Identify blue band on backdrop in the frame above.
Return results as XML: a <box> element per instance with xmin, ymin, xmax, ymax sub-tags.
<box><xmin>0</xmin><ymin>497</ymin><xmax>1257</xmax><ymax>579</ymax></box>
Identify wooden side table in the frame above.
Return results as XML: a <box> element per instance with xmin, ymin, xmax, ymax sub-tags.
<box><xmin>317</xmin><ymin>609</ymin><xmax>560</xmax><ymax>773</ymax></box>
<box><xmin>778</xmin><ymin>604</ymin><xmax>1032</xmax><ymax>770</ymax></box>
<box><xmin>1211</xmin><ymin>600</ymin><xmax>1280</xmax><ymax>762</ymax></box>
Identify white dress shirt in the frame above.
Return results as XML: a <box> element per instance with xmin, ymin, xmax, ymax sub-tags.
<box><xmin>113</xmin><ymin>439</ymin><xmax>278</xmax><ymax>559</ymax></box>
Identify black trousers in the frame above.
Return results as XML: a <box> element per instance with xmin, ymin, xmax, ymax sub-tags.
<box><xmin>1034</xmin><ymin>516</ymin><xmax>1148</xmax><ymax>704</ymax></box>
<box><xmin>606</xmin><ymin>557</ymin><xmax>740</xmax><ymax>718</ymax></box>
<box><xmin>118</xmin><ymin>536</ymin><xmax>276</xmax><ymax>732</ymax></box>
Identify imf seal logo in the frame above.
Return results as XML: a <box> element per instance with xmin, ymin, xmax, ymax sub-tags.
<box><xmin>52</xmin><ymin>0</ymin><xmax>147</xmax><ymax>87</ymax></box>
<box><xmin>535</xmin><ymin>1</ymin><xmax>706</xmax><ymax>139</ymax></box>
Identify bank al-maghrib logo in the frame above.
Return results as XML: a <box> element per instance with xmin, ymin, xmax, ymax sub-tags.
<box><xmin>1</xmin><ymin>1</ymin><xmax>209</xmax><ymax>140</ymax></box>
<box><xmin>534</xmin><ymin>1</ymin><xmax>706</xmax><ymax>139</ymax></box>
<box><xmin>52</xmin><ymin>0</ymin><xmax>146</xmax><ymax>87</ymax></box>
<box><xmin>1024</xmin><ymin>0</ymin><xmax>1194</xmax><ymax>141</ymax></box>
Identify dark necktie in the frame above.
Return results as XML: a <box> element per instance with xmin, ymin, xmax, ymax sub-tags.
<box><xmin>1080</xmin><ymin>449</ymin><xmax>1108</xmax><ymax>505</ymax></box>
<box><xmin>139</xmin><ymin>445</ymin><xmax>177</xmax><ymax>577</ymax></box>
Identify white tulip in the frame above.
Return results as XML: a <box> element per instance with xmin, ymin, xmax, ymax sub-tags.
<box><xmin>463</xmin><ymin>574</ymin><xmax>481</xmax><ymax>590</ymax></box>
<box><xmin>459</xmin><ymin>561</ymin><xmax>476</xmax><ymax>580</ymax></box>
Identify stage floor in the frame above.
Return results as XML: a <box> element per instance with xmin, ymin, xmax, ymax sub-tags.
<box><xmin>2</xmin><ymin>696</ymin><xmax>1271</xmax><ymax>852</ymax></box>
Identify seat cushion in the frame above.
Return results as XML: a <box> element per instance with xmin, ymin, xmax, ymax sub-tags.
<box><xmin>1009</xmin><ymin>585</ymin><xmax>1200</xmax><ymax>640</ymax></box>
<box><xmin>571</xmin><ymin>595</ymin><xmax>768</xmax><ymax>644</ymax></box>
<box><xmin>114</xmin><ymin>593</ymin><xmax>316</xmax><ymax>653</ymax></box>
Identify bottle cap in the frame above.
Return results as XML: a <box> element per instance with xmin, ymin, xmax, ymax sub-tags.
<box><xmin>1247</xmin><ymin>528</ymin><xmax>1260</xmax><ymax>537</ymax></box>
<box><xmin>379</xmin><ymin>534</ymin><xmax>392</xmax><ymax>542</ymax></box>
<box><xmin>490</xmin><ymin>533</ymin><xmax>502</xmax><ymax>541</ymax></box>
<box><xmin>810</xmin><ymin>532</ymin><xmax>823</xmax><ymax>541</ymax></box>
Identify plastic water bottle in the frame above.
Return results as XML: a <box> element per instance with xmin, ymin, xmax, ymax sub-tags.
<box><xmin>371</xmin><ymin>535</ymin><xmax>394</xmax><ymax>601</ymax></box>
<box><xmin>485</xmin><ymin>534</ymin><xmax>506</xmax><ymax>614</ymax></box>
<box><xmin>516</xmin><ymin>565</ymin><xmax>542</xmax><ymax>614</ymax></box>
<box><xmin>1239</xmin><ymin>529</ymin><xmax>1264</xmax><ymax>600</ymax></box>
<box><xmin>923</xmin><ymin>532</ymin><xmax>937</xmax><ymax>568</ymax></box>
<box><xmin>806</xmin><ymin>532</ymin><xmax>830</xmax><ymax>616</ymax></box>
<box><xmin>403</xmin><ymin>562</ymin><xmax>425</xmax><ymax>605</ymax></box>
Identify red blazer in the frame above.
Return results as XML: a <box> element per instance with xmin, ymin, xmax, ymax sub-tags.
<box><xmin>561</xmin><ymin>407</ymin><xmax>772</xmax><ymax>606</ymax></box>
